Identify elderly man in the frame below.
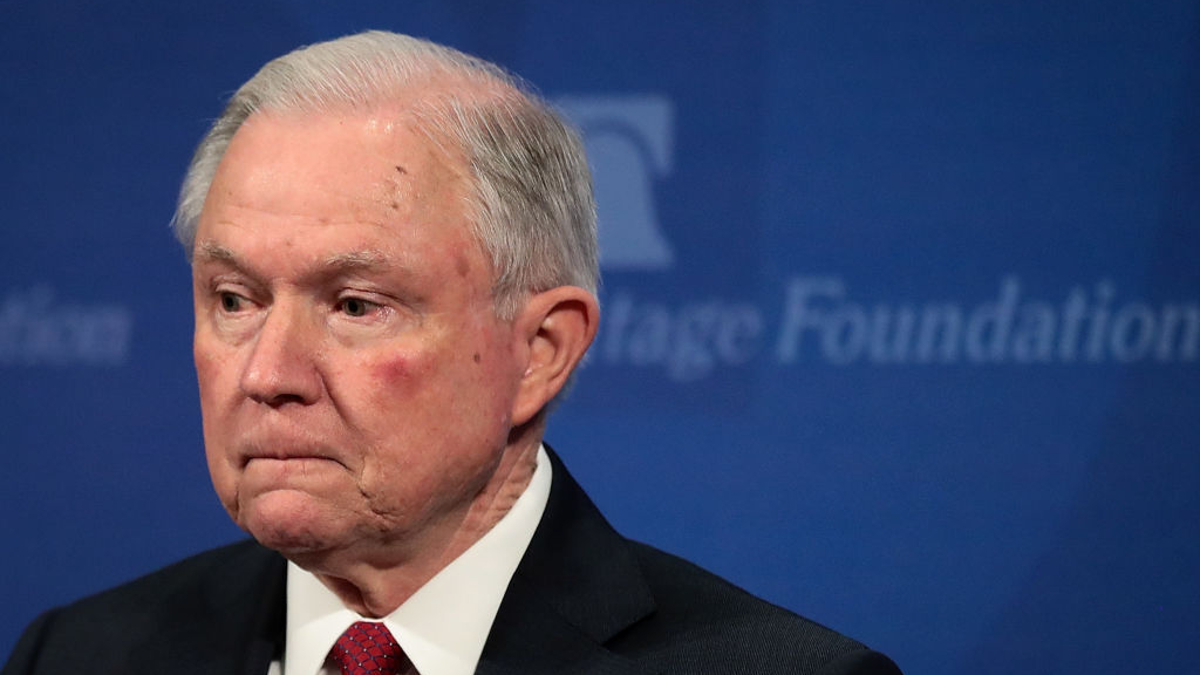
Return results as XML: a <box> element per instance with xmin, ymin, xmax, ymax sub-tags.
<box><xmin>3</xmin><ymin>31</ymin><xmax>901</xmax><ymax>675</ymax></box>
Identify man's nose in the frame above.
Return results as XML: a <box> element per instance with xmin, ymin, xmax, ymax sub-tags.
<box><xmin>238</xmin><ymin>303</ymin><xmax>322</xmax><ymax>406</ymax></box>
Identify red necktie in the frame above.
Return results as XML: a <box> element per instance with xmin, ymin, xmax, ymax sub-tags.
<box><xmin>328</xmin><ymin>621</ymin><xmax>408</xmax><ymax>675</ymax></box>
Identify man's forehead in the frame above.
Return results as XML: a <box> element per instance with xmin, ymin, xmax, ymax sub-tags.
<box><xmin>192</xmin><ymin>238</ymin><xmax>429</xmax><ymax>283</ymax></box>
<box><xmin>204</xmin><ymin>106</ymin><xmax>472</xmax><ymax>223</ymax></box>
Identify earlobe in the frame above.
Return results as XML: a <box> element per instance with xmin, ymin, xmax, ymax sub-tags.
<box><xmin>510</xmin><ymin>286</ymin><xmax>599</xmax><ymax>426</ymax></box>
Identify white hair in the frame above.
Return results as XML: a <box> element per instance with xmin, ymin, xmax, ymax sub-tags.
<box><xmin>171</xmin><ymin>30</ymin><xmax>597</xmax><ymax>319</ymax></box>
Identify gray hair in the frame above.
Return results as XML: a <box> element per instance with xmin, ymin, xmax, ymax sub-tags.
<box><xmin>171</xmin><ymin>30</ymin><xmax>597</xmax><ymax>319</ymax></box>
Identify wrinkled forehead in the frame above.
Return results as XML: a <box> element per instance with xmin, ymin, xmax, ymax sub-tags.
<box><xmin>209</xmin><ymin>106</ymin><xmax>471</xmax><ymax>224</ymax></box>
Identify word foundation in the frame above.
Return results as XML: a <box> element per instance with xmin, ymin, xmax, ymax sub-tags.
<box><xmin>777</xmin><ymin>276</ymin><xmax>1199</xmax><ymax>365</ymax></box>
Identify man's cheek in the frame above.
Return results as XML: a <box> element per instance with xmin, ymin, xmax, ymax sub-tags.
<box><xmin>372</xmin><ymin>355</ymin><xmax>412</xmax><ymax>384</ymax></box>
<box><xmin>202</xmin><ymin>427</ymin><xmax>239</xmax><ymax>520</ymax></box>
<box><xmin>195</xmin><ymin>346</ymin><xmax>238</xmax><ymax>492</ymax></box>
<box><xmin>367</xmin><ymin>349</ymin><xmax>437</xmax><ymax>394</ymax></box>
<box><xmin>363</xmin><ymin>352</ymin><xmax>450</xmax><ymax>436</ymax></box>
<box><xmin>193</xmin><ymin>342</ymin><xmax>228</xmax><ymax>395</ymax></box>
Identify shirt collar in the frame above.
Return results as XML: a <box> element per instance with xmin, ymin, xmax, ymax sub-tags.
<box><xmin>282</xmin><ymin>444</ymin><xmax>552</xmax><ymax>675</ymax></box>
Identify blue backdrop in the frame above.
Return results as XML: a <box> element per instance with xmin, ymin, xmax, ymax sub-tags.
<box><xmin>3</xmin><ymin>2</ymin><xmax>1198</xmax><ymax>673</ymax></box>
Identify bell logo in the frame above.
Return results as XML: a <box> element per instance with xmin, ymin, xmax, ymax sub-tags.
<box><xmin>555</xmin><ymin>95</ymin><xmax>676</xmax><ymax>270</ymax></box>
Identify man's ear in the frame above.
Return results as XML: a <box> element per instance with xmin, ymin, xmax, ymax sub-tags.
<box><xmin>510</xmin><ymin>286</ymin><xmax>600</xmax><ymax>426</ymax></box>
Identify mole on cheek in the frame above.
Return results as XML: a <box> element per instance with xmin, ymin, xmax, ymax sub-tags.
<box><xmin>455</xmin><ymin>254</ymin><xmax>470</xmax><ymax>277</ymax></box>
<box><xmin>473</xmin><ymin>353</ymin><xmax>481</xmax><ymax>364</ymax></box>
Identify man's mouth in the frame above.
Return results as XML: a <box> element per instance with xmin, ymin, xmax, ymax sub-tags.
<box><xmin>238</xmin><ymin>439</ymin><xmax>342</xmax><ymax>468</ymax></box>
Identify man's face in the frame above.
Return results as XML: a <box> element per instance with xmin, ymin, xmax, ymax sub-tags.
<box><xmin>192</xmin><ymin>109</ymin><xmax>526</xmax><ymax>564</ymax></box>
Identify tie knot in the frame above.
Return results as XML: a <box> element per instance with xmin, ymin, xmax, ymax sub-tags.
<box><xmin>329</xmin><ymin>621</ymin><xmax>406</xmax><ymax>675</ymax></box>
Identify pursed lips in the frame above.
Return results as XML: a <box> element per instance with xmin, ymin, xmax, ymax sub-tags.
<box><xmin>237</xmin><ymin>442</ymin><xmax>344</xmax><ymax>469</ymax></box>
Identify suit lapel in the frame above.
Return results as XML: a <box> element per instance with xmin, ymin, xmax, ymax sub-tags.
<box><xmin>475</xmin><ymin>448</ymin><xmax>657</xmax><ymax>675</ymax></box>
<box><xmin>474</xmin><ymin>576</ymin><xmax>646</xmax><ymax>675</ymax></box>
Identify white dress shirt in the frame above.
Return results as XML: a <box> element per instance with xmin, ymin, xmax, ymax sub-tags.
<box><xmin>267</xmin><ymin>445</ymin><xmax>552</xmax><ymax>675</ymax></box>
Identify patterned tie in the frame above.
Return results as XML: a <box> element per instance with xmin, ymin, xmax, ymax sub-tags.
<box><xmin>328</xmin><ymin>621</ymin><xmax>408</xmax><ymax>675</ymax></box>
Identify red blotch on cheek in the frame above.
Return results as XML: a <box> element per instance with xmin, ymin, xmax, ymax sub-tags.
<box><xmin>369</xmin><ymin>348</ymin><xmax>441</xmax><ymax>395</ymax></box>
<box><xmin>373</xmin><ymin>354</ymin><xmax>414</xmax><ymax>385</ymax></box>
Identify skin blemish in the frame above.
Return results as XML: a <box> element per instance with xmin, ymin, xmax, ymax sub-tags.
<box><xmin>454</xmin><ymin>254</ymin><xmax>470</xmax><ymax>278</ymax></box>
<box><xmin>390</xmin><ymin>201</ymin><xmax>400</xmax><ymax>210</ymax></box>
<box><xmin>473</xmin><ymin>353</ymin><xmax>481</xmax><ymax>364</ymax></box>
<box><xmin>374</xmin><ymin>354</ymin><xmax>411</xmax><ymax>384</ymax></box>
<box><xmin>394</xmin><ymin>165</ymin><xmax>407</xmax><ymax>175</ymax></box>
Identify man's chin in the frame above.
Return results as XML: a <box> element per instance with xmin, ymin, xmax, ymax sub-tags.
<box><xmin>238</xmin><ymin>489</ymin><xmax>347</xmax><ymax>557</ymax></box>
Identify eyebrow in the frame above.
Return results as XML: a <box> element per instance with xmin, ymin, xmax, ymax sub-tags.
<box><xmin>322</xmin><ymin>249</ymin><xmax>391</xmax><ymax>272</ymax></box>
<box><xmin>195</xmin><ymin>241</ymin><xmax>241</xmax><ymax>266</ymax></box>
<box><xmin>194</xmin><ymin>240</ymin><xmax>402</xmax><ymax>277</ymax></box>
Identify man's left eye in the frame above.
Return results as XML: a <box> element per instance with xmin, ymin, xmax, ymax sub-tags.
<box><xmin>339</xmin><ymin>297</ymin><xmax>378</xmax><ymax>317</ymax></box>
<box><xmin>218</xmin><ymin>292</ymin><xmax>246</xmax><ymax>313</ymax></box>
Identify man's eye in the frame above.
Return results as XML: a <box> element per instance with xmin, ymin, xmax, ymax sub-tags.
<box><xmin>339</xmin><ymin>297</ymin><xmax>377</xmax><ymax>317</ymax></box>
<box><xmin>219</xmin><ymin>292</ymin><xmax>245</xmax><ymax>312</ymax></box>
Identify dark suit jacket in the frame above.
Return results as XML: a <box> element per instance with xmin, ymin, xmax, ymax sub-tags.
<box><xmin>3</xmin><ymin>451</ymin><xmax>902</xmax><ymax>674</ymax></box>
